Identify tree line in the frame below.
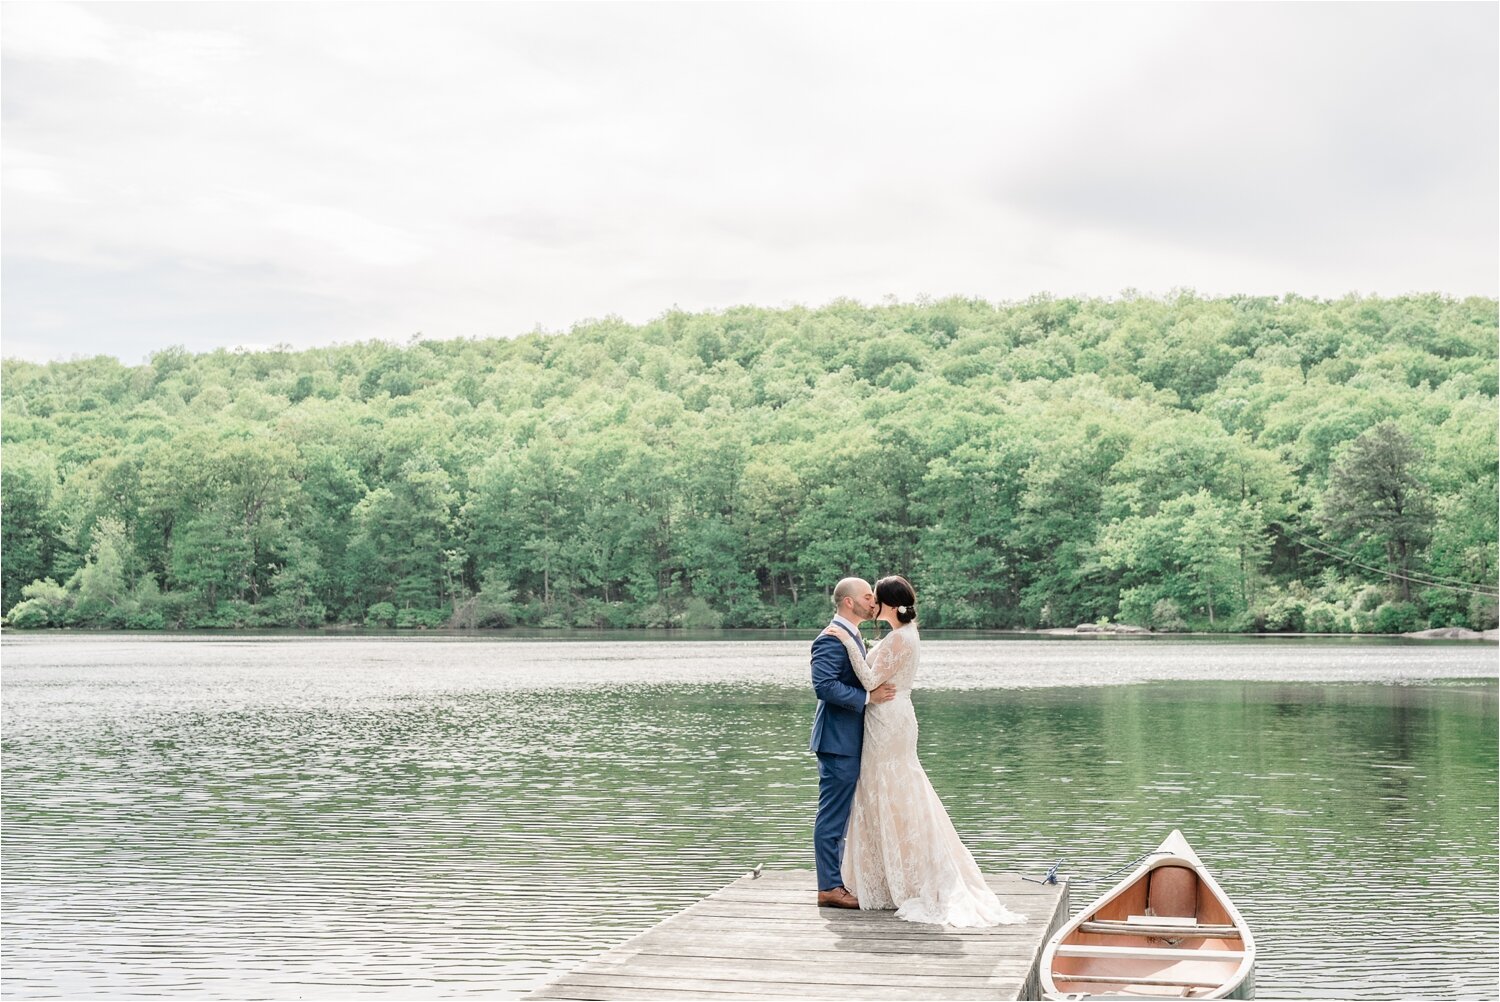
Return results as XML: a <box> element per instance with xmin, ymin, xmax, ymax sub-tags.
<box><xmin>2</xmin><ymin>292</ymin><xmax>1495</xmax><ymax>633</ymax></box>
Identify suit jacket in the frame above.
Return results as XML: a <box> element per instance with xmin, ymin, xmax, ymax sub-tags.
<box><xmin>809</xmin><ymin>621</ymin><xmax>867</xmax><ymax>756</ymax></box>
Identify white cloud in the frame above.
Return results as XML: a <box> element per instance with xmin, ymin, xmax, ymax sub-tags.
<box><xmin>2</xmin><ymin>2</ymin><xmax>1495</xmax><ymax>364</ymax></box>
<box><xmin>0</xmin><ymin>2</ymin><xmax>118</xmax><ymax>63</ymax></box>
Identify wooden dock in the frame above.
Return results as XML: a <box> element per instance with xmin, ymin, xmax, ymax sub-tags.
<box><xmin>527</xmin><ymin>869</ymin><xmax>1069</xmax><ymax>1001</ymax></box>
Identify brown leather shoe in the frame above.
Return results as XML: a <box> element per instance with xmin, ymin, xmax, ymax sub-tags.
<box><xmin>817</xmin><ymin>886</ymin><xmax>860</xmax><ymax>909</ymax></box>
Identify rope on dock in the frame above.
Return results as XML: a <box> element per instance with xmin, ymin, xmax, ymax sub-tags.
<box><xmin>1024</xmin><ymin>849</ymin><xmax>1174</xmax><ymax>885</ymax></box>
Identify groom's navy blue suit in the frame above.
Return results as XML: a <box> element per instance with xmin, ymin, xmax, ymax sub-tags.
<box><xmin>810</xmin><ymin>619</ymin><xmax>868</xmax><ymax>892</ymax></box>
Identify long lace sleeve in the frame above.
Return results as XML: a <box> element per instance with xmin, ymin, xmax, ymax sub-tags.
<box><xmin>852</xmin><ymin>629</ymin><xmax>911</xmax><ymax>690</ymax></box>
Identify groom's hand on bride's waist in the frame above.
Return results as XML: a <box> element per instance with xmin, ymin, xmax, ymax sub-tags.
<box><xmin>870</xmin><ymin>683</ymin><xmax>898</xmax><ymax>704</ymax></box>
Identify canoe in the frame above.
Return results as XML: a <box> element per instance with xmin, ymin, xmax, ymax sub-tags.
<box><xmin>1041</xmin><ymin>830</ymin><xmax>1256</xmax><ymax>1000</ymax></box>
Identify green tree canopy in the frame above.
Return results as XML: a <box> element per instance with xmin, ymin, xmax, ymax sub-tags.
<box><xmin>2</xmin><ymin>293</ymin><xmax>1494</xmax><ymax>632</ymax></box>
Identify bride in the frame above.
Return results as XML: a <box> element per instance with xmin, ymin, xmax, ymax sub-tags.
<box><xmin>823</xmin><ymin>575</ymin><xmax>1026</xmax><ymax>928</ymax></box>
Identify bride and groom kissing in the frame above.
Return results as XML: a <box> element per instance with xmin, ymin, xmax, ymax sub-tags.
<box><xmin>810</xmin><ymin>575</ymin><xmax>1026</xmax><ymax>928</ymax></box>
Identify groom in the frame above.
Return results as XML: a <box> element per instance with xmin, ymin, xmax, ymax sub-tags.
<box><xmin>809</xmin><ymin>576</ymin><xmax>896</xmax><ymax>908</ymax></box>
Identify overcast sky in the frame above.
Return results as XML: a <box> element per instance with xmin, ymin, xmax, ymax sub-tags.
<box><xmin>3</xmin><ymin>2</ymin><xmax>1496</xmax><ymax>364</ymax></box>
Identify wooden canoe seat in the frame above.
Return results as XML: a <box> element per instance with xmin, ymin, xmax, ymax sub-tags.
<box><xmin>1082</xmin><ymin>919</ymin><xmax>1242</xmax><ymax>938</ymax></box>
<box><xmin>1055</xmin><ymin>944</ymin><xmax>1245</xmax><ymax>962</ymax></box>
<box><xmin>1128</xmin><ymin>913</ymin><xmax>1197</xmax><ymax>927</ymax></box>
<box><xmin>1051</xmin><ymin>972</ymin><xmax>1226</xmax><ymax>989</ymax></box>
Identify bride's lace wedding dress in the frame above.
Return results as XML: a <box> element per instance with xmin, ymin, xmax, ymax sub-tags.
<box><xmin>828</xmin><ymin>624</ymin><xmax>1026</xmax><ymax>928</ymax></box>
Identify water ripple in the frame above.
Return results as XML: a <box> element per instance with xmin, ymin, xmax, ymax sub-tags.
<box><xmin>2</xmin><ymin>635</ymin><xmax>1496</xmax><ymax>999</ymax></box>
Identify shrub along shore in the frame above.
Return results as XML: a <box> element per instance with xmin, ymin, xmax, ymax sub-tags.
<box><xmin>3</xmin><ymin>293</ymin><xmax>1496</xmax><ymax>632</ymax></box>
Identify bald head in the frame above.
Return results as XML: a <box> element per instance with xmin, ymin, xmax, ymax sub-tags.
<box><xmin>832</xmin><ymin>577</ymin><xmax>875</xmax><ymax>621</ymax></box>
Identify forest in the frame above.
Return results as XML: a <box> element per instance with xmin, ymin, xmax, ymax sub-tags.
<box><xmin>2</xmin><ymin>292</ymin><xmax>1496</xmax><ymax>633</ymax></box>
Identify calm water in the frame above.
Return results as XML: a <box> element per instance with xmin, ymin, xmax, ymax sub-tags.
<box><xmin>2</xmin><ymin>633</ymin><xmax>1496</xmax><ymax>1000</ymax></box>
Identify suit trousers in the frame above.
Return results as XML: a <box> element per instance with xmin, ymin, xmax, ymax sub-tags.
<box><xmin>814</xmin><ymin>750</ymin><xmax>860</xmax><ymax>891</ymax></box>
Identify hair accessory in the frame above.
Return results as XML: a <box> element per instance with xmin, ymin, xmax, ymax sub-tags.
<box><xmin>898</xmin><ymin>606</ymin><xmax>909</xmax><ymax>614</ymax></box>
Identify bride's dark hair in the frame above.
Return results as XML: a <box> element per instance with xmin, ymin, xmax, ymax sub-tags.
<box><xmin>875</xmin><ymin>576</ymin><xmax>917</xmax><ymax>624</ymax></box>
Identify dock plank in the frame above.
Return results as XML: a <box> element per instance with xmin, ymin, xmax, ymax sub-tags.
<box><xmin>541</xmin><ymin>974</ymin><xmax>1029</xmax><ymax>1000</ymax></box>
<box><xmin>574</xmin><ymin>962</ymin><xmax>1030</xmax><ymax>987</ymax></box>
<box><xmin>526</xmin><ymin>870</ymin><xmax>1068</xmax><ymax>1001</ymax></box>
<box><xmin>587</xmin><ymin>946</ymin><xmax>1034</xmax><ymax>972</ymax></box>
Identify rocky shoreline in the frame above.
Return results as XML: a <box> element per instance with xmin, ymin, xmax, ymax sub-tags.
<box><xmin>1037</xmin><ymin>623</ymin><xmax>1499</xmax><ymax>640</ymax></box>
<box><xmin>1401</xmin><ymin>626</ymin><xmax>1500</xmax><ymax>640</ymax></box>
<box><xmin>1039</xmin><ymin>623</ymin><xmax>1153</xmax><ymax>636</ymax></box>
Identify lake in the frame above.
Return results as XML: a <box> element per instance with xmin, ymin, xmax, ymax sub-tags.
<box><xmin>2</xmin><ymin>633</ymin><xmax>1496</xmax><ymax>999</ymax></box>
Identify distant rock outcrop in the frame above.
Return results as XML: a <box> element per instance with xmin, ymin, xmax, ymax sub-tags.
<box><xmin>1402</xmin><ymin>627</ymin><xmax>1486</xmax><ymax>639</ymax></box>
<box><xmin>1062</xmin><ymin>623</ymin><xmax>1152</xmax><ymax>635</ymax></box>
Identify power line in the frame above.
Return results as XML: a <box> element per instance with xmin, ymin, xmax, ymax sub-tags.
<box><xmin>1281</xmin><ymin>531</ymin><xmax>1498</xmax><ymax>598</ymax></box>
<box><xmin>1280</xmin><ymin>525</ymin><xmax>1494</xmax><ymax>591</ymax></box>
<box><xmin>1294</xmin><ymin>536</ymin><xmax>1497</xmax><ymax>598</ymax></box>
